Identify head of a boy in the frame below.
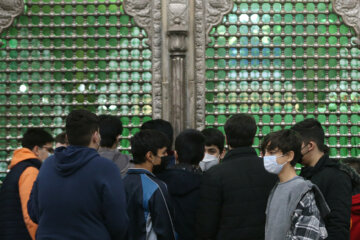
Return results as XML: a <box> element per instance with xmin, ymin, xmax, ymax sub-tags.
<box><xmin>201</xmin><ymin>128</ymin><xmax>225</xmax><ymax>159</ymax></box>
<box><xmin>261</xmin><ymin>129</ymin><xmax>302</xmax><ymax>168</ymax></box>
<box><xmin>131</xmin><ymin>129</ymin><xmax>169</xmax><ymax>167</ymax></box>
<box><xmin>175</xmin><ymin>129</ymin><xmax>205</xmax><ymax>165</ymax></box>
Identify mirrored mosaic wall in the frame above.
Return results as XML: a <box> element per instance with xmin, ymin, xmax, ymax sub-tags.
<box><xmin>205</xmin><ymin>0</ymin><xmax>359</xmax><ymax>157</ymax></box>
<box><xmin>0</xmin><ymin>0</ymin><xmax>152</xmax><ymax>180</ymax></box>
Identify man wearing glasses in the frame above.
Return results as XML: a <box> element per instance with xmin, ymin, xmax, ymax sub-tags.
<box><xmin>0</xmin><ymin>128</ymin><xmax>54</xmax><ymax>240</ymax></box>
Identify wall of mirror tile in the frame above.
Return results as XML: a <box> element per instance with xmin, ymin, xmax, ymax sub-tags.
<box><xmin>0</xmin><ymin>0</ymin><xmax>152</xmax><ymax>180</ymax></box>
<box><xmin>204</xmin><ymin>0</ymin><xmax>359</xmax><ymax>158</ymax></box>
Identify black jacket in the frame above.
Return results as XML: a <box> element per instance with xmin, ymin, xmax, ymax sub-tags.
<box><xmin>0</xmin><ymin>158</ymin><xmax>41</xmax><ymax>240</ymax></box>
<box><xmin>196</xmin><ymin>147</ymin><xmax>277</xmax><ymax>240</ymax></box>
<box><xmin>300</xmin><ymin>154</ymin><xmax>352</xmax><ymax>240</ymax></box>
<box><xmin>157</xmin><ymin>164</ymin><xmax>202</xmax><ymax>240</ymax></box>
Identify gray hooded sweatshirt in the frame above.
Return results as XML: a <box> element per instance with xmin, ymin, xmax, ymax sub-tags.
<box><xmin>98</xmin><ymin>148</ymin><xmax>131</xmax><ymax>177</ymax></box>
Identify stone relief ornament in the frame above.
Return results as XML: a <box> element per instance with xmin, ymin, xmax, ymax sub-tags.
<box><xmin>333</xmin><ymin>0</ymin><xmax>360</xmax><ymax>45</ymax></box>
<box><xmin>123</xmin><ymin>0</ymin><xmax>152</xmax><ymax>42</ymax></box>
<box><xmin>205</xmin><ymin>0</ymin><xmax>233</xmax><ymax>43</ymax></box>
<box><xmin>0</xmin><ymin>0</ymin><xmax>24</xmax><ymax>35</ymax></box>
<box><xmin>168</xmin><ymin>0</ymin><xmax>188</xmax><ymax>32</ymax></box>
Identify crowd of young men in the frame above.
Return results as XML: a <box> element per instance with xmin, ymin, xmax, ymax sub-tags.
<box><xmin>0</xmin><ymin>109</ymin><xmax>358</xmax><ymax>240</ymax></box>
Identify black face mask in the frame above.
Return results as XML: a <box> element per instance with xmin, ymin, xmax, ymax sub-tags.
<box><xmin>152</xmin><ymin>156</ymin><xmax>170</xmax><ymax>175</ymax></box>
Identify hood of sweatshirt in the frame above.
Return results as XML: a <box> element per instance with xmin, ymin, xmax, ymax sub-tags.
<box><xmin>54</xmin><ymin>145</ymin><xmax>99</xmax><ymax>176</ymax></box>
<box><xmin>9</xmin><ymin>148</ymin><xmax>38</xmax><ymax>169</ymax></box>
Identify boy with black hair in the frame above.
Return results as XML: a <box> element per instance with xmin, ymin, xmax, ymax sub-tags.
<box><xmin>261</xmin><ymin>129</ymin><xmax>329</xmax><ymax>240</ymax></box>
<box><xmin>124</xmin><ymin>129</ymin><xmax>176</xmax><ymax>240</ymax></box>
<box><xmin>157</xmin><ymin>129</ymin><xmax>205</xmax><ymax>240</ymax></box>
<box><xmin>141</xmin><ymin>119</ymin><xmax>175</xmax><ymax>172</ymax></box>
<box><xmin>199</xmin><ymin>128</ymin><xmax>225</xmax><ymax>171</ymax></box>
<box><xmin>28</xmin><ymin>110</ymin><xmax>128</xmax><ymax>240</ymax></box>
<box><xmin>197</xmin><ymin>114</ymin><xmax>277</xmax><ymax>240</ymax></box>
<box><xmin>0</xmin><ymin>128</ymin><xmax>53</xmax><ymax>240</ymax></box>
<box><xmin>291</xmin><ymin>118</ymin><xmax>352</xmax><ymax>240</ymax></box>
<box><xmin>98</xmin><ymin>115</ymin><xmax>130</xmax><ymax>176</ymax></box>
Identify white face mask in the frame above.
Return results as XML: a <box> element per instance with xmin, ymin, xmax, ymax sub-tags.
<box><xmin>202</xmin><ymin>153</ymin><xmax>220</xmax><ymax>163</ymax></box>
<box><xmin>263</xmin><ymin>155</ymin><xmax>286</xmax><ymax>175</ymax></box>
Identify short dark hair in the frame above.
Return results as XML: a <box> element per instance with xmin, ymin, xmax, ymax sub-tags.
<box><xmin>343</xmin><ymin>157</ymin><xmax>360</xmax><ymax>174</ymax></box>
<box><xmin>66</xmin><ymin>110</ymin><xmax>99</xmax><ymax>146</ymax></box>
<box><xmin>55</xmin><ymin>132</ymin><xmax>68</xmax><ymax>145</ymax></box>
<box><xmin>22</xmin><ymin>128</ymin><xmax>54</xmax><ymax>150</ymax></box>
<box><xmin>141</xmin><ymin>119</ymin><xmax>173</xmax><ymax>149</ymax></box>
<box><xmin>224</xmin><ymin>114</ymin><xmax>257</xmax><ymax>148</ymax></box>
<box><xmin>261</xmin><ymin>129</ymin><xmax>302</xmax><ymax>166</ymax></box>
<box><xmin>201</xmin><ymin>128</ymin><xmax>225</xmax><ymax>153</ymax></box>
<box><xmin>175</xmin><ymin>129</ymin><xmax>205</xmax><ymax>165</ymax></box>
<box><xmin>291</xmin><ymin>118</ymin><xmax>329</xmax><ymax>153</ymax></box>
<box><xmin>131</xmin><ymin>129</ymin><xmax>170</xmax><ymax>164</ymax></box>
<box><xmin>99</xmin><ymin>115</ymin><xmax>123</xmax><ymax>148</ymax></box>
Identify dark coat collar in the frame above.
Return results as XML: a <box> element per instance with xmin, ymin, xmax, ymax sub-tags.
<box><xmin>222</xmin><ymin>147</ymin><xmax>258</xmax><ymax>162</ymax></box>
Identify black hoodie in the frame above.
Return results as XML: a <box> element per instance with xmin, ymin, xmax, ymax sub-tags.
<box><xmin>300</xmin><ymin>154</ymin><xmax>352</xmax><ymax>240</ymax></box>
<box><xmin>157</xmin><ymin>163</ymin><xmax>202</xmax><ymax>240</ymax></box>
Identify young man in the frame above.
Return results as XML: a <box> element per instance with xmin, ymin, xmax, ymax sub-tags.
<box><xmin>261</xmin><ymin>129</ymin><xmax>329</xmax><ymax>240</ymax></box>
<box><xmin>123</xmin><ymin>129</ymin><xmax>176</xmax><ymax>240</ymax></box>
<box><xmin>197</xmin><ymin>114</ymin><xmax>277</xmax><ymax>240</ymax></box>
<box><xmin>98</xmin><ymin>115</ymin><xmax>130</xmax><ymax>176</ymax></box>
<box><xmin>141</xmin><ymin>119</ymin><xmax>175</xmax><ymax>173</ymax></box>
<box><xmin>292</xmin><ymin>118</ymin><xmax>352</xmax><ymax>240</ymax></box>
<box><xmin>28</xmin><ymin>110</ymin><xmax>128</xmax><ymax>240</ymax></box>
<box><xmin>157</xmin><ymin>129</ymin><xmax>205</xmax><ymax>240</ymax></box>
<box><xmin>199</xmin><ymin>128</ymin><xmax>225</xmax><ymax>171</ymax></box>
<box><xmin>0</xmin><ymin>128</ymin><xmax>53</xmax><ymax>240</ymax></box>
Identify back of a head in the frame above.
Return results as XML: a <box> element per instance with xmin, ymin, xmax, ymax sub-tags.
<box><xmin>99</xmin><ymin>115</ymin><xmax>123</xmax><ymax>148</ymax></box>
<box><xmin>55</xmin><ymin>132</ymin><xmax>68</xmax><ymax>145</ymax></box>
<box><xmin>261</xmin><ymin>129</ymin><xmax>302</xmax><ymax>166</ymax></box>
<box><xmin>22</xmin><ymin>128</ymin><xmax>54</xmax><ymax>150</ymax></box>
<box><xmin>175</xmin><ymin>129</ymin><xmax>205</xmax><ymax>165</ymax></box>
<box><xmin>131</xmin><ymin>129</ymin><xmax>170</xmax><ymax>164</ymax></box>
<box><xmin>66</xmin><ymin>109</ymin><xmax>99</xmax><ymax>146</ymax></box>
<box><xmin>141</xmin><ymin>119</ymin><xmax>173</xmax><ymax>149</ymax></box>
<box><xmin>291</xmin><ymin>118</ymin><xmax>328</xmax><ymax>153</ymax></box>
<box><xmin>224</xmin><ymin>114</ymin><xmax>257</xmax><ymax>148</ymax></box>
<box><xmin>201</xmin><ymin>128</ymin><xmax>225</xmax><ymax>153</ymax></box>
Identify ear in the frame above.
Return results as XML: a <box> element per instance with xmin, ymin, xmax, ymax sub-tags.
<box><xmin>286</xmin><ymin>151</ymin><xmax>295</xmax><ymax>163</ymax></box>
<box><xmin>145</xmin><ymin>151</ymin><xmax>155</xmax><ymax>163</ymax></box>
<box><xmin>220</xmin><ymin>148</ymin><xmax>226</xmax><ymax>159</ymax></box>
<box><xmin>32</xmin><ymin>146</ymin><xmax>40</xmax><ymax>157</ymax></box>
<box><xmin>307</xmin><ymin>141</ymin><xmax>316</xmax><ymax>151</ymax></box>
<box><xmin>91</xmin><ymin>131</ymin><xmax>98</xmax><ymax>144</ymax></box>
<box><xmin>174</xmin><ymin>151</ymin><xmax>179</xmax><ymax>161</ymax></box>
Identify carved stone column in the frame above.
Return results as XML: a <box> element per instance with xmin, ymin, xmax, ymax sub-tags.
<box><xmin>167</xmin><ymin>0</ymin><xmax>189</xmax><ymax>136</ymax></box>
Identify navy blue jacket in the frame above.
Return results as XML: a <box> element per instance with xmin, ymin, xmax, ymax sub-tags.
<box><xmin>28</xmin><ymin>146</ymin><xmax>128</xmax><ymax>240</ymax></box>
<box><xmin>157</xmin><ymin>164</ymin><xmax>202</xmax><ymax>240</ymax></box>
<box><xmin>123</xmin><ymin>168</ymin><xmax>177</xmax><ymax>240</ymax></box>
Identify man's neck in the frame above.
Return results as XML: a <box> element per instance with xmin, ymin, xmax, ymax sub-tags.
<box><xmin>134</xmin><ymin>162</ymin><xmax>153</xmax><ymax>173</ymax></box>
<box><xmin>278</xmin><ymin>164</ymin><xmax>297</xmax><ymax>183</ymax></box>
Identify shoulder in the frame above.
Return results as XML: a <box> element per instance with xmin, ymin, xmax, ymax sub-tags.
<box><xmin>318</xmin><ymin>165</ymin><xmax>351</xmax><ymax>184</ymax></box>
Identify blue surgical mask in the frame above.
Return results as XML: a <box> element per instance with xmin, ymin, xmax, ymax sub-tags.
<box><xmin>263</xmin><ymin>155</ymin><xmax>286</xmax><ymax>175</ymax></box>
